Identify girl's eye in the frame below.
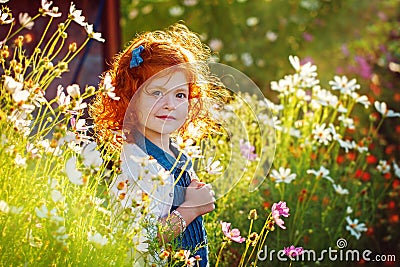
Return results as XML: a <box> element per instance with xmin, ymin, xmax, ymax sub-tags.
<box><xmin>176</xmin><ymin>92</ymin><xmax>187</xmax><ymax>99</ymax></box>
<box><xmin>151</xmin><ymin>90</ymin><xmax>163</xmax><ymax>97</ymax></box>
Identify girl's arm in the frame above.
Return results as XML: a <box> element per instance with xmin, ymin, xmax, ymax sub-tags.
<box><xmin>157</xmin><ymin>179</ymin><xmax>215</xmax><ymax>244</ymax></box>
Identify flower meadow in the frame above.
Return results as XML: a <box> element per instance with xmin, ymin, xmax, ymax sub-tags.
<box><xmin>1</xmin><ymin>1</ymin><xmax>400</xmax><ymax>267</ymax></box>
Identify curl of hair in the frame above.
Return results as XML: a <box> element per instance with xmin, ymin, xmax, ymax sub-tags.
<box><xmin>90</xmin><ymin>23</ymin><xmax>231</xmax><ymax>151</ymax></box>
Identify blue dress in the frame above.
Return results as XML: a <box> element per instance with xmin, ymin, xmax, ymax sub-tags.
<box><xmin>133</xmin><ymin>130</ymin><xmax>209</xmax><ymax>267</ymax></box>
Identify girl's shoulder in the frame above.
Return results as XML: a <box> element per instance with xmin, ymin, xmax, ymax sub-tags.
<box><xmin>122</xmin><ymin>143</ymin><xmax>147</xmax><ymax>157</ymax></box>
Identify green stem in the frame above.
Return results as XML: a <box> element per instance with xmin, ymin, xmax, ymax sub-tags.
<box><xmin>6</xmin><ymin>14</ymin><xmax>41</xmax><ymax>41</ymax></box>
<box><xmin>36</xmin><ymin>17</ymin><xmax>54</xmax><ymax>50</ymax></box>
<box><xmin>252</xmin><ymin>214</ymin><xmax>272</xmax><ymax>266</ymax></box>
<box><xmin>169</xmin><ymin>151</ymin><xmax>182</xmax><ymax>174</ymax></box>
<box><xmin>173</xmin><ymin>159</ymin><xmax>190</xmax><ymax>187</ymax></box>
<box><xmin>238</xmin><ymin>219</ymin><xmax>254</xmax><ymax>267</ymax></box>
<box><xmin>65</xmin><ymin>38</ymin><xmax>90</xmax><ymax>64</ymax></box>
<box><xmin>215</xmin><ymin>241</ymin><xmax>227</xmax><ymax>267</ymax></box>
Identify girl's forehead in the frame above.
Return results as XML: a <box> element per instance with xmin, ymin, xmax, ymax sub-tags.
<box><xmin>146</xmin><ymin>70</ymin><xmax>189</xmax><ymax>89</ymax></box>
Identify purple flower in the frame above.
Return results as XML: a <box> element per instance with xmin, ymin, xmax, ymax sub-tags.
<box><xmin>302</xmin><ymin>32</ymin><xmax>314</xmax><ymax>42</ymax></box>
<box><xmin>341</xmin><ymin>44</ymin><xmax>349</xmax><ymax>57</ymax></box>
<box><xmin>271</xmin><ymin>201</ymin><xmax>290</xmax><ymax>217</ymax></box>
<box><xmin>239</xmin><ymin>139</ymin><xmax>257</xmax><ymax>161</ymax></box>
<box><xmin>284</xmin><ymin>245</ymin><xmax>304</xmax><ymax>259</ymax></box>
<box><xmin>354</xmin><ymin>56</ymin><xmax>372</xmax><ymax>79</ymax></box>
<box><xmin>271</xmin><ymin>201</ymin><xmax>290</xmax><ymax>229</ymax></box>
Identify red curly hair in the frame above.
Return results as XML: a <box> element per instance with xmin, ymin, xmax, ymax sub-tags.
<box><xmin>90</xmin><ymin>23</ymin><xmax>228</xmax><ymax>149</ymax></box>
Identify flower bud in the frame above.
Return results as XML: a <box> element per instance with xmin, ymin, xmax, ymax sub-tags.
<box><xmin>266</xmin><ymin>220</ymin><xmax>275</xmax><ymax>231</ymax></box>
<box><xmin>57</xmin><ymin>62</ymin><xmax>68</xmax><ymax>71</ymax></box>
<box><xmin>1</xmin><ymin>49</ymin><xmax>10</xmax><ymax>59</ymax></box>
<box><xmin>159</xmin><ymin>251</ymin><xmax>170</xmax><ymax>260</ymax></box>
<box><xmin>86</xmin><ymin>85</ymin><xmax>95</xmax><ymax>95</ymax></box>
<box><xmin>53</xmin><ymin>132</ymin><xmax>63</xmax><ymax>140</ymax></box>
<box><xmin>14</xmin><ymin>63</ymin><xmax>23</xmax><ymax>74</ymax></box>
<box><xmin>10</xmin><ymin>59</ymin><xmax>17</xmax><ymax>68</ymax></box>
<box><xmin>14</xmin><ymin>36</ymin><xmax>24</xmax><ymax>47</ymax></box>
<box><xmin>69</xmin><ymin>42</ymin><xmax>77</xmax><ymax>52</ymax></box>
<box><xmin>50</xmin><ymin>139</ymin><xmax>58</xmax><ymax>148</ymax></box>
<box><xmin>369</xmin><ymin>112</ymin><xmax>379</xmax><ymax>122</ymax></box>
<box><xmin>248</xmin><ymin>232</ymin><xmax>259</xmax><ymax>246</ymax></box>
<box><xmin>117</xmin><ymin>182</ymin><xmax>125</xmax><ymax>190</ymax></box>
<box><xmin>248</xmin><ymin>209</ymin><xmax>258</xmax><ymax>220</ymax></box>
<box><xmin>58</xmin><ymin>23</ymin><xmax>65</xmax><ymax>31</ymax></box>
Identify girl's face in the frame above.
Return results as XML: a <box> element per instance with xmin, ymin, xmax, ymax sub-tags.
<box><xmin>135</xmin><ymin>70</ymin><xmax>189</xmax><ymax>138</ymax></box>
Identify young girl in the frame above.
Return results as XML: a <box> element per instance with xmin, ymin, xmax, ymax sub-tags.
<box><xmin>90</xmin><ymin>24</ymin><xmax>227</xmax><ymax>266</ymax></box>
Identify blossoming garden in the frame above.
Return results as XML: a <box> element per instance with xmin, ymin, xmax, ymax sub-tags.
<box><xmin>0</xmin><ymin>0</ymin><xmax>399</xmax><ymax>266</ymax></box>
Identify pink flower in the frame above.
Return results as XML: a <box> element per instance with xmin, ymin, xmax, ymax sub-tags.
<box><xmin>221</xmin><ymin>221</ymin><xmax>245</xmax><ymax>243</ymax></box>
<box><xmin>271</xmin><ymin>201</ymin><xmax>289</xmax><ymax>217</ymax></box>
<box><xmin>271</xmin><ymin>201</ymin><xmax>290</xmax><ymax>229</ymax></box>
<box><xmin>239</xmin><ymin>139</ymin><xmax>257</xmax><ymax>161</ymax></box>
<box><xmin>284</xmin><ymin>245</ymin><xmax>304</xmax><ymax>259</ymax></box>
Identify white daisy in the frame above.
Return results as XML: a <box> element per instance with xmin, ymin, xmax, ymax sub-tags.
<box><xmin>270</xmin><ymin>167</ymin><xmax>296</xmax><ymax>184</ymax></box>
<box><xmin>41</xmin><ymin>0</ymin><xmax>62</xmax><ymax>17</ymax></box>
<box><xmin>306</xmin><ymin>166</ymin><xmax>334</xmax><ymax>183</ymax></box>
<box><xmin>374</xmin><ymin>101</ymin><xmax>400</xmax><ymax>117</ymax></box>
<box><xmin>312</xmin><ymin>123</ymin><xmax>332</xmax><ymax>145</ymax></box>
<box><xmin>65</xmin><ymin>157</ymin><xmax>84</xmax><ymax>185</ymax></box>
<box><xmin>88</xmin><ymin>231</ymin><xmax>108</xmax><ymax>248</ymax></box>
<box><xmin>376</xmin><ymin>160</ymin><xmax>391</xmax><ymax>174</ymax></box>
<box><xmin>345</xmin><ymin>216</ymin><xmax>367</xmax><ymax>240</ymax></box>
<box><xmin>69</xmin><ymin>2</ymin><xmax>86</xmax><ymax>26</ymax></box>
<box><xmin>84</xmin><ymin>23</ymin><xmax>105</xmax><ymax>42</ymax></box>
<box><xmin>333</xmin><ymin>184</ymin><xmax>349</xmax><ymax>195</ymax></box>
<box><xmin>205</xmin><ymin>158</ymin><xmax>223</xmax><ymax>175</ymax></box>
<box><xmin>81</xmin><ymin>142</ymin><xmax>103</xmax><ymax>170</ymax></box>
<box><xmin>18</xmin><ymin>13</ymin><xmax>34</xmax><ymax>29</ymax></box>
<box><xmin>393</xmin><ymin>161</ymin><xmax>400</xmax><ymax>178</ymax></box>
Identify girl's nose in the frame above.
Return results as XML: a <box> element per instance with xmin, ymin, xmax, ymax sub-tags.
<box><xmin>162</xmin><ymin>93</ymin><xmax>176</xmax><ymax>110</ymax></box>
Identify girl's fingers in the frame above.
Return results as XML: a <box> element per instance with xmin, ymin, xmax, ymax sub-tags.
<box><xmin>203</xmin><ymin>183</ymin><xmax>212</xmax><ymax>190</ymax></box>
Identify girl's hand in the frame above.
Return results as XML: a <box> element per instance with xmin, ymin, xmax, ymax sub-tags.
<box><xmin>180</xmin><ymin>180</ymin><xmax>215</xmax><ymax>218</ymax></box>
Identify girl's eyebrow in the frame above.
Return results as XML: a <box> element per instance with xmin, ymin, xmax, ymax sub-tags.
<box><xmin>148</xmin><ymin>85</ymin><xmax>188</xmax><ymax>92</ymax></box>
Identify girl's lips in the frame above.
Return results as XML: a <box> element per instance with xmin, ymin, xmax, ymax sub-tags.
<box><xmin>156</xmin><ymin>115</ymin><xmax>176</xmax><ymax>120</ymax></box>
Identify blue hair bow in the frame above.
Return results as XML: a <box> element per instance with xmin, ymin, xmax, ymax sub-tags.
<box><xmin>130</xmin><ymin>45</ymin><xmax>144</xmax><ymax>68</ymax></box>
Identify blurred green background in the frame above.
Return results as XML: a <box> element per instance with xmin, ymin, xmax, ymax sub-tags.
<box><xmin>120</xmin><ymin>0</ymin><xmax>398</xmax><ymax>91</ymax></box>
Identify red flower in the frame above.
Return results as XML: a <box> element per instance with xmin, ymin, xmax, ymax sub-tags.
<box><xmin>366</xmin><ymin>227</ymin><xmax>374</xmax><ymax>236</ymax></box>
<box><xmin>336</xmin><ymin>155</ymin><xmax>345</xmax><ymax>164</ymax></box>
<box><xmin>355</xmin><ymin>169</ymin><xmax>363</xmax><ymax>178</ymax></box>
<box><xmin>370</xmin><ymin>83</ymin><xmax>381</xmax><ymax>96</ymax></box>
<box><xmin>394</xmin><ymin>92</ymin><xmax>400</xmax><ymax>102</ymax></box>
<box><xmin>396</xmin><ymin>125</ymin><xmax>400</xmax><ymax>134</ymax></box>
<box><xmin>392</xmin><ymin>179</ymin><xmax>400</xmax><ymax>189</ymax></box>
<box><xmin>347</xmin><ymin>152</ymin><xmax>356</xmax><ymax>161</ymax></box>
<box><xmin>385</xmin><ymin>144</ymin><xmax>396</xmax><ymax>155</ymax></box>
<box><xmin>361</xmin><ymin>172</ymin><xmax>371</xmax><ymax>182</ymax></box>
<box><xmin>366</xmin><ymin>155</ymin><xmax>378</xmax><ymax>165</ymax></box>
<box><xmin>368</xmin><ymin>142</ymin><xmax>375</xmax><ymax>150</ymax></box>
<box><xmin>389</xmin><ymin>214</ymin><xmax>399</xmax><ymax>223</ymax></box>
